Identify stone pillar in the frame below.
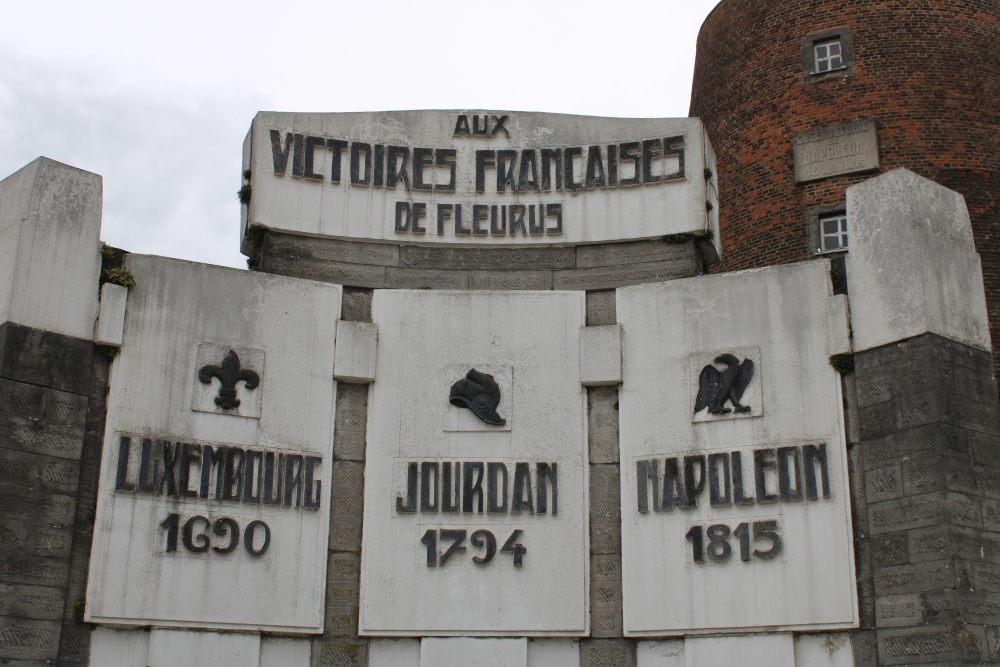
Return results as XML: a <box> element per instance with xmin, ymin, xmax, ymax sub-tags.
<box><xmin>845</xmin><ymin>168</ymin><xmax>1000</xmax><ymax>665</ymax></box>
<box><xmin>0</xmin><ymin>158</ymin><xmax>105</xmax><ymax>665</ymax></box>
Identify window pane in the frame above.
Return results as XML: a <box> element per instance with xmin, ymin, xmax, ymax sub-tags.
<box><xmin>842</xmin><ymin>233</ymin><xmax>849</xmax><ymax>248</ymax></box>
<box><xmin>829</xmin><ymin>42</ymin><xmax>842</xmax><ymax>56</ymax></box>
<box><xmin>823</xmin><ymin>219</ymin><xmax>840</xmax><ymax>235</ymax></box>
<box><xmin>830</xmin><ymin>54</ymin><xmax>843</xmax><ymax>69</ymax></box>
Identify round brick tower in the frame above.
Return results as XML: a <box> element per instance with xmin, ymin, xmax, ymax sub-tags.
<box><xmin>690</xmin><ymin>0</ymin><xmax>1000</xmax><ymax>372</ymax></box>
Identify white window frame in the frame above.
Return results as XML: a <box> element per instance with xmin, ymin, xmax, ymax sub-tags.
<box><xmin>814</xmin><ymin>39</ymin><xmax>845</xmax><ymax>73</ymax></box>
<box><xmin>817</xmin><ymin>212</ymin><xmax>849</xmax><ymax>254</ymax></box>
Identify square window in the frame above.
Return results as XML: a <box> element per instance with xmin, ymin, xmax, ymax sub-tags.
<box><xmin>803</xmin><ymin>28</ymin><xmax>853</xmax><ymax>81</ymax></box>
<box><xmin>815</xmin><ymin>39</ymin><xmax>844</xmax><ymax>73</ymax></box>
<box><xmin>818</xmin><ymin>213</ymin><xmax>849</xmax><ymax>253</ymax></box>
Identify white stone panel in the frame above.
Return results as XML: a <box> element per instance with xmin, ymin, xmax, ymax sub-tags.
<box><xmin>420</xmin><ymin>637</ymin><xmax>527</xmax><ymax>667</ymax></box>
<box><xmin>244</xmin><ymin>111</ymin><xmax>718</xmax><ymax>250</ymax></box>
<box><xmin>846</xmin><ymin>167</ymin><xmax>991</xmax><ymax>352</ymax></box>
<box><xmin>684</xmin><ymin>634</ymin><xmax>794</xmax><ymax>667</ymax></box>
<box><xmin>0</xmin><ymin>157</ymin><xmax>102</xmax><ymax>339</ymax></box>
<box><xmin>89</xmin><ymin>626</ymin><xmax>150</xmax><ymax>667</ymax></box>
<box><xmin>370</xmin><ymin>638</ymin><xmax>421</xmax><ymax>667</ymax></box>
<box><xmin>360</xmin><ymin>290</ymin><xmax>589</xmax><ymax>636</ymax></box>
<box><xmin>618</xmin><ymin>262</ymin><xmax>857</xmax><ymax>636</ymax></box>
<box><xmin>334</xmin><ymin>320</ymin><xmax>378</xmax><ymax>382</ymax></box>
<box><xmin>825</xmin><ymin>293</ymin><xmax>851</xmax><ymax>357</ymax></box>
<box><xmin>794</xmin><ymin>633</ymin><xmax>854</xmax><ymax>667</ymax></box>
<box><xmin>96</xmin><ymin>282</ymin><xmax>128</xmax><ymax>347</ymax></box>
<box><xmin>259</xmin><ymin>636</ymin><xmax>312</xmax><ymax>667</ymax></box>
<box><xmin>637</xmin><ymin>640</ymin><xmax>685</xmax><ymax>667</ymax></box>
<box><xmin>527</xmin><ymin>639</ymin><xmax>579</xmax><ymax>667</ymax></box>
<box><xmin>87</xmin><ymin>255</ymin><xmax>341</xmax><ymax>633</ymax></box>
<box><xmin>580</xmin><ymin>325</ymin><xmax>623</xmax><ymax>386</ymax></box>
<box><xmin>147</xmin><ymin>629</ymin><xmax>260</xmax><ymax>667</ymax></box>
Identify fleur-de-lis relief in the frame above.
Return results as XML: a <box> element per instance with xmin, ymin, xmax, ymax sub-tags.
<box><xmin>198</xmin><ymin>349</ymin><xmax>260</xmax><ymax>410</ymax></box>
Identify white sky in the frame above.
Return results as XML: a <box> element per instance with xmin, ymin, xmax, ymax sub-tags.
<box><xmin>0</xmin><ymin>0</ymin><xmax>721</xmax><ymax>268</ymax></box>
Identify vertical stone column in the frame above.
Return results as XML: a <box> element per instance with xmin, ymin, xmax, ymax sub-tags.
<box><xmin>582</xmin><ymin>289</ymin><xmax>635</xmax><ymax>667</ymax></box>
<box><xmin>845</xmin><ymin>169</ymin><xmax>1000</xmax><ymax>666</ymax></box>
<box><xmin>314</xmin><ymin>288</ymin><xmax>373</xmax><ymax>667</ymax></box>
<box><xmin>0</xmin><ymin>158</ymin><xmax>104</xmax><ymax>666</ymax></box>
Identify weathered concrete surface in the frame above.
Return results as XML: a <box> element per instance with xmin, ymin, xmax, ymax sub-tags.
<box><xmin>359</xmin><ymin>290</ymin><xmax>589</xmax><ymax>636</ymax></box>
<box><xmin>87</xmin><ymin>256</ymin><xmax>341</xmax><ymax>633</ymax></box>
<box><xmin>846</xmin><ymin>168</ymin><xmax>991</xmax><ymax>353</ymax></box>
<box><xmin>419</xmin><ymin>637</ymin><xmax>527</xmax><ymax>667</ymax></box>
<box><xmin>617</xmin><ymin>261</ymin><xmax>856</xmax><ymax>635</ymax></box>
<box><xmin>244</xmin><ymin>111</ymin><xmax>718</xmax><ymax>251</ymax></box>
<box><xmin>0</xmin><ymin>157</ymin><xmax>103</xmax><ymax>341</ymax></box>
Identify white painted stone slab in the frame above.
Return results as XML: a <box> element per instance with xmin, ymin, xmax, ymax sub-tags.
<box><xmin>89</xmin><ymin>626</ymin><xmax>150</xmax><ymax>667</ymax></box>
<box><xmin>420</xmin><ymin>637</ymin><xmax>527</xmax><ymax>667</ymax></box>
<box><xmin>243</xmin><ymin>111</ymin><xmax>719</xmax><ymax>251</ymax></box>
<box><xmin>637</xmin><ymin>640</ymin><xmax>685</xmax><ymax>667</ymax></box>
<box><xmin>96</xmin><ymin>282</ymin><xmax>129</xmax><ymax>347</ymax></box>
<box><xmin>334</xmin><ymin>320</ymin><xmax>378</xmax><ymax>382</ymax></box>
<box><xmin>846</xmin><ymin>168</ymin><xmax>991</xmax><ymax>352</ymax></box>
<box><xmin>527</xmin><ymin>639</ymin><xmax>579</xmax><ymax>667</ymax></box>
<box><xmin>259</xmin><ymin>636</ymin><xmax>312</xmax><ymax>667</ymax></box>
<box><xmin>580</xmin><ymin>325</ymin><xmax>623</xmax><ymax>386</ymax></box>
<box><xmin>684</xmin><ymin>634</ymin><xmax>794</xmax><ymax>667</ymax></box>
<box><xmin>370</xmin><ymin>638</ymin><xmax>421</xmax><ymax>667</ymax></box>
<box><xmin>0</xmin><ymin>157</ymin><xmax>103</xmax><ymax>340</ymax></box>
<box><xmin>360</xmin><ymin>290</ymin><xmax>589</xmax><ymax>636</ymax></box>
<box><xmin>618</xmin><ymin>262</ymin><xmax>857</xmax><ymax>636</ymax></box>
<box><xmin>146</xmin><ymin>629</ymin><xmax>260</xmax><ymax>666</ymax></box>
<box><xmin>191</xmin><ymin>342</ymin><xmax>265</xmax><ymax>418</ymax></box>
<box><xmin>794</xmin><ymin>633</ymin><xmax>854</xmax><ymax>667</ymax></box>
<box><xmin>87</xmin><ymin>255</ymin><xmax>341</xmax><ymax>633</ymax></box>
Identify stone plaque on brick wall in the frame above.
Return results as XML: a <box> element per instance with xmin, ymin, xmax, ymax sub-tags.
<box><xmin>359</xmin><ymin>290</ymin><xmax>589</xmax><ymax>636</ymax></box>
<box><xmin>617</xmin><ymin>261</ymin><xmax>858</xmax><ymax>635</ymax></box>
<box><xmin>242</xmin><ymin>111</ymin><xmax>718</xmax><ymax>251</ymax></box>
<box><xmin>793</xmin><ymin>119</ymin><xmax>879</xmax><ymax>183</ymax></box>
<box><xmin>86</xmin><ymin>256</ymin><xmax>341</xmax><ymax>633</ymax></box>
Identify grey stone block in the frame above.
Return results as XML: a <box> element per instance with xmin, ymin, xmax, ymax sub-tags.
<box><xmin>907</xmin><ymin>525</ymin><xmax>948</xmax><ymax>563</ymax></box>
<box><xmin>341</xmin><ymin>288</ymin><xmax>373</xmax><ymax>323</ymax></box>
<box><xmin>0</xmin><ymin>415</ymin><xmax>85</xmax><ymax>461</ymax></box>
<box><xmin>0</xmin><ymin>583</ymin><xmax>64</xmax><ymax>621</ymax></box>
<box><xmin>0</xmin><ymin>551</ymin><xmax>69</xmax><ymax>587</ymax></box>
<box><xmin>859</xmin><ymin>595</ymin><xmax>876</xmax><ymax>629</ymax></box>
<box><xmin>590</xmin><ymin>555</ymin><xmax>623</xmax><ymax>638</ymax></box>
<box><xmin>334</xmin><ymin>383</ymin><xmax>368</xmax><ymax>462</ymax></box>
<box><xmin>266</xmin><ymin>233</ymin><xmax>400</xmax><ymax>267</ymax></box>
<box><xmin>860</xmin><ymin>425</ymin><xmax>940</xmax><ymax>470</ymax></box>
<box><xmin>386</xmin><ymin>267</ymin><xmax>469</xmax><ymax>289</ymax></box>
<box><xmin>312</xmin><ymin>637</ymin><xmax>368</xmax><ymax>667</ymax></box>
<box><xmin>579</xmin><ymin>638</ymin><xmax>635</xmax><ymax>667</ymax></box>
<box><xmin>590</xmin><ymin>465</ymin><xmax>621</xmax><ymax>556</ymax></box>
<box><xmin>868</xmin><ymin>492</ymin><xmax>946</xmax><ymax>535</ymax></box>
<box><xmin>851</xmin><ymin>630</ymin><xmax>877</xmax><ymax>667</ymax></box>
<box><xmin>871</xmin><ymin>531</ymin><xmax>909</xmax><ymax>567</ymax></box>
<box><xmin>56</xmin><ymin>621</ymin><xmax>89</xmax><ymax>664</ymax></box>
<box><xmin>0</xmin><ymin>485</ymin><xmax>75</xmax><ymax>527</ymax></box>
<box><xmin>0</xmin><ymin>615</ymin><xmax>61</xmax><ymax>661</ymax></box>
<box><xmin>874</xmin><ymin>560</ymin><xmax>954</xmax><ymax>596</ymax></box>
<box><xmin>553</xmin><ymin>259</ymin><xmax>694</xmax><ymax>291</ymax></box>
<box><xmin>876</xmin><ymin>625</ymin><xmax>963</xmax><ymax>665</ymax></box>
<box><xmin>263</xmin><ymin>255</ymin><xmax>387</xmax><ymax>289</ymax></box>
<box><xmin>399</xmin><ymin>245</ymin><xmax>575</xmax><ymax>270</ymax></box>
<box><xmin>0</xmin><ymin>324</ymin><xmax>93</xmax><ymax>396</ymax></box>
<box><xmin>586</xmin><ymin>291</ymin><xmax>616</xmax><ymax>327</ymax></box>
<box><xmin>588</xmin><ymin>387</ymin><xmax>619</xmax><ymax>464</ymax></box>
<box><xmin>329</xmin><ymin>462</ymin><xmax>364</xmax><ymax>552</ymax></box>
<box><xmin>0</xmin><ymin>448</ymin><xmax>78</xmax><ymax>496</ymax></box>
<box><xmin>865</xmin><ymin>464</ymin><xmax>904</xmax><ymax>502</ymax></box>
<box><xmin>875</xmin><ymin>593</ymin><xmax>922</xmax><ymax>628</ymax></box>
<box><xmin>575</xmin><ymin>239</ymin><xmax>693</xmax><ymax>269</ymax></box>
<box><xmin>468</xmin><ymin>270</ymin><xmax>553</xmax><ymax>290</ymax></box>
<box><xmin>79</xmin><ymin>432</ymin><xmax>104</xmax><ymax>469</ymax></box>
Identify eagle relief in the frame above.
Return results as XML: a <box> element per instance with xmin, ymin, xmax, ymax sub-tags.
<box><xmin>692</xmin><ymin>351</ymin><xmax>761</xmax><ymax>421</ymax></box>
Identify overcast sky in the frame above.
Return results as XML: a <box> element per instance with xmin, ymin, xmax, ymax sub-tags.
<box><xmin>0</xmin><ymin>0</ymin><xmax>721</xmax><ymax>269</ymax></box>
